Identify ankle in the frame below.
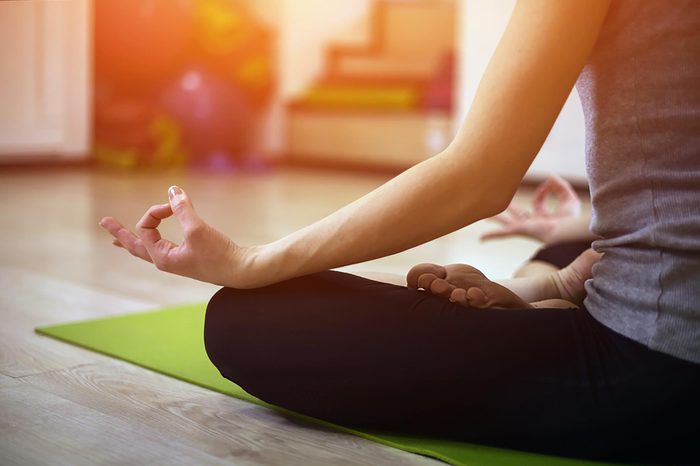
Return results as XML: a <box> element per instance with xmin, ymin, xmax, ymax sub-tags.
<box><xmin>554</xmin><ymin>265</ymin><xmax>585</xmax><ymax>305</ymax></box>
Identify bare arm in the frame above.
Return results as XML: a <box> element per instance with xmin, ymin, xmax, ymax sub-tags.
<box><xmin>101</xmin><ymin>0</ymin><xmax>611</xmax><ymax>289</ymax></box>
<box><xmin>248</xmin><ymin>0</ymin><xmax>610</xmax><ymax>287</ymax></box>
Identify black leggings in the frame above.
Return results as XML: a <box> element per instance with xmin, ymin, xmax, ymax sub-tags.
<box><xmin>204</xmin><ymin>244</ymin><xmax>700</xmax><ymax>464</ymax></box>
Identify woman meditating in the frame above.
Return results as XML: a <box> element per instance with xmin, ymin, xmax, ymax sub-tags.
<box><xmin>100</xmin><ymin>0</ymin><xmax>700</xmax><ymax>463</ymax></box>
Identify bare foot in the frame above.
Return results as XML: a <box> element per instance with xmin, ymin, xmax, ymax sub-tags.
<box><xmin>407</xmin><ymin>263</ymin><xmax>533</xmax><ymax>309</ymax></box>
<box><xmin>552</xmin><ymin>248</ymin><xmax>602</xmax><ymax>305</ymax></box>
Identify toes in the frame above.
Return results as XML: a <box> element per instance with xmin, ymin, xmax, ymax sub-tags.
<box><xmin>429</xmin><ymin>278</ymin><xmax>455</xmax><ymax>298</ymax></box>
<box><xmin>466</xmin><ymin>287</ymin><xmax>489</xmax><ymax>308</ymax></box>
<box><xmin>407</xmin><ymin>263</ymin><xmax>447</xmax><ymax>289</ymax></box>
<box><xmin>416</xmin><ymin>272</ymin><xmax>440</xmax><ymax>291</ymax></box>
<box><xmin>450</xmin><ymin>288</ymin><xmax>469</xmax><ymax>307</ymax></box>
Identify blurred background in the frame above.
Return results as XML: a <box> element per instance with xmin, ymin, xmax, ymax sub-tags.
<box><xmin>0</xmin><ymin>0</ymin><xmax>586</xmax><ymax>179</ymax></box>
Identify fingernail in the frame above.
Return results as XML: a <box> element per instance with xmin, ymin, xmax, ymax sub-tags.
<box><xmin>168</xmin><ymin>186</ymin><xmax>184</xmax><ymax>204</ymax></box>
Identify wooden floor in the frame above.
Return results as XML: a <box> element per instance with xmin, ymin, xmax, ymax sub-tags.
<box><xmin>0</xmin><ymin>166</ymin><xmax>546</xmax><ymax>465</ymax></box>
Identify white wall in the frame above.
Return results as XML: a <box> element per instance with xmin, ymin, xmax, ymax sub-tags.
<box><xmin>455</xmin><ymin>0</ymin><xmax>587</xmax><ymax>182</ymax></box>
<box><xmin>0</xmin><ymin>0</ymin><xmax>91</xmax><ymax>160</ymax></box>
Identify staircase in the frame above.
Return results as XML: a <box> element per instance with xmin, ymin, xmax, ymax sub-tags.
<box><xmin>286</xmin><ymin>0</ymin><xmax>456</xmax><ymax>171</ymax></box>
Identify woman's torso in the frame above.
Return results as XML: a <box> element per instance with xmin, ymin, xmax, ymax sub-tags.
<box><xmin>577</xmin><ymin>0</ymin><xmax>700</xmax><ymax>363</ymax></box>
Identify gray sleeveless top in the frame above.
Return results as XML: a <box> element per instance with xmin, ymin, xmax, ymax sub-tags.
<box><xmin>577</xmin><ymin>0</ymin><xmax>700</xmax><ymax>363</ymax></box>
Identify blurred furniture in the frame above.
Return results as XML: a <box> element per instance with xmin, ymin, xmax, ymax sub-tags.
<box><xmin>0</xmin><ymin>0</ymin><xmax>91</xmax><ymax>162</ymax></box>
<box><xmin>286</xmin><ymin>0</ymin><xmax>456</xmax><ymax>170</ymax></box>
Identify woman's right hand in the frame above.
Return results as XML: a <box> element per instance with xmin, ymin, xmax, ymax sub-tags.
<box><xmin>480</xmin><ymin>174</ymin><xmax>582</xmax><ymax>244</ymax></box>
<box><xmin>100</xmin><ymin>186</ymin><xmax>260</xmax><ymax>289</ymax></box>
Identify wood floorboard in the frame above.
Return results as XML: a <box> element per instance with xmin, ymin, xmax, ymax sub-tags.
<box><xmin>0</xmin><ymin>266</ymin><xmax>153</xmax><ymax>377</ymax></box>
<box><xmin>0</xmin><ymin>372</ymin><xmax>22</xmax><ymax>387</ymax></box>
<box><xmin>0</xmin><ymin>329</ymin><xmax>98</xmax><ymax>378</ymax></box>
<box><xmin>0</xmin><ymin>266</ymin><xmax>154</xmax><ymax>332</ymax></box>
<box><xmin>20</xmin><ymin>362</ymin><xmax>439</xmax><ymax>466</ymax></box>
<box><xmin>0</xmin><ymin>382</ymin><xmax>232</xmax><ymax>466</ymax></box>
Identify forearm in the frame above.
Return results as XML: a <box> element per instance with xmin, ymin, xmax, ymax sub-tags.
<box><xmin>244</xmin><ymin>150</ymin><xmax>508</xmax><ymax>288</ymax></box>
<box><xmin>545</xmin><ymin>213</ymin><xmax>598</xmax><ymax>244</ymax></box>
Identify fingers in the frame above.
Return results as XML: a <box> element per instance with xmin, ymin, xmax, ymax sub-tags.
<box><xmin>103</xmin><ymin>187</ymin><xmax>193</xmax><ymax>272</ymax></box>
<box><xmin>533</xmin><ymin>174</ymin><xmax>581</xmax><ymax>217</ymax></box>
<box><xmin>480</xmin><ymin>225</ymin><xmax>518</xmax><ymax>241</ymax></box>
<box><xmin>550</xmin><ymin>174</ymin><xmax>578</xmax><ymax>199</ymax></box>
<box><xmin>168</xmin><ymin>186</ymin><xmax>204</xmax><ymax>236</ymax></box>
<box><xmin>101</xmin><ymin>189</ymin><xmax>189</xmax><ymax>270</ymax></box>
<box><xmin>136</xmin><ymin>203</ymin><xmax>172</xmax><ymax>245</ymax></box>
<box><xmin>549</xmin><ymin>174</ymin><xmax>581</xmax><ymax>216</ymax></box>
<box><xmin>532</xmin><ymin>176</ymin><xmax>556</xmax><ymax>217</ymax></box>
<box><xmin>488</xmin><ymin>204</ymin><xmax>528</xmax><ymax>226</ymax></box>
<box><xmin>505</xmin><ymin>204</ymin><xmax>529</xmax><ymax>220</ymax></box>
<box><xmin>406</xmin><ymin>263</ymin><xmax>446</xmax><ymax>289</ymax></box>
<box><xmin>100</xmin><ymin>216</ymin><xmax>152</xmax><ymax>262</ymax></box>
<box><xmin>480</xmin><ymin>204</ymin><xmax>527</xmax><ymax>241</ymax></box>
<box><xmin>492</xmin><ymin>204</ymin><xmax>526</xmax><ymax>223</ymax></box>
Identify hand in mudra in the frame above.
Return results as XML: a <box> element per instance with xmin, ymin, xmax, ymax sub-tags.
<box><xmin>481</xmin><ymin>174</ymin><xmax>582</xmax><ymax>243</ymax></box>
<box><xmin>100</xmin><ymin>186</ymin><xmax>251</xmax><ymax>287</ymax></box>
<box><xmin>407</xmin><ymin>263</ymin><xmax>532</xmax><ymax>309</ymax></box>
<box><xmin>407</xmin><ymin>249</ymin><xmax>600</xmax><ymax>310</ymax></box>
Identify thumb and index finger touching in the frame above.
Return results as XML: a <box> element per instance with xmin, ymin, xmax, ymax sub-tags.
<box><xmin>135</xmin><ymin>185</ymin><xmax>201</xmax><ymax>251</ymax></box>
<box><xmin>100</xmin><ymin>185</ymin><xmax>203</xmax><ymax>267</ymax></box>
<box><xmin>533</xmin><ymin>174</ymin><xmax>581</xmax><ymax>217</ymax></box>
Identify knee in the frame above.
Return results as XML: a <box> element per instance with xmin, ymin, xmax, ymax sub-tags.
<box><xmin>203</xmin><ymin>287</ymin><xmax>258</xmax><ymax>384</ymax></box>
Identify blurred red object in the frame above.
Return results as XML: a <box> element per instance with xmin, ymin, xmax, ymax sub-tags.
<box><xmin>94</xmin><ymin>0</ymin><xmax>194</xmax><ymax>92</ymax></box>
<box><xmin>93</xmin><ymin>0</ymin><xmax>275</xmax><ymax>169</ymax></box>
<box><xmin>93</xmin><ymin>81</ymin><xmax>186</xmax><ymax>169</ymax></box>
<box><xmin>159</xmin><ymin>65</ymin><xmax>252</xmax><ymax>165</ymax></box>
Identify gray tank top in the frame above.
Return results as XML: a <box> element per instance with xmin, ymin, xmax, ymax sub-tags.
<box><xmin>577</xmin><ymin>0</ymin><xmax>700</xmax><ymax>363</ymax></box>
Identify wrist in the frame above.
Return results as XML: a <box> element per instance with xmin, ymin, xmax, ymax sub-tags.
<box><xmin>221</xmin><ymin>244</ymin><xmax>270</xmax><ymax>289</ymax></box>
<box><xmin>538</xmin><ymin>218</ymin><xmax>560</xmax><ymax>244</ymax></box>
<box><xmin>237</xmin><ymin>240</ymin><xmax>301</xmax><ymax>289</ymax></box>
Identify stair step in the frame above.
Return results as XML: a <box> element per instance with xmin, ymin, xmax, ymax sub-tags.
<box><xmin>287</xmin><ymin>110</ymin><xmax>452</xmax><ymax>168</ymax></box>
<box><xmin>293</xmin><ymin>83</ymin><xmax>422</xmax><ymax>111</ymax></box>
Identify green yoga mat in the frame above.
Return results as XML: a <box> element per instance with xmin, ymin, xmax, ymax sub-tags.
<box><xmin>36</xmin><ymin>304</ymin><xmax>618</xmax><ymax>466</ymax></box>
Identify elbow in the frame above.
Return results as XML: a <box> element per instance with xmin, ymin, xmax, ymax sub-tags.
<box><xmin>482</xmin><ymin>174</ymin><xmax>523</xmax><ymax>218</ymax></box>
<box><xmin>479</xmin><ymin>190</ymin><xmax>513</xmax><ymax>220</ymax></box>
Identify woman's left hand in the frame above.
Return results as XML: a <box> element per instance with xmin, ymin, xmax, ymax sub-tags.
<box><xmin>99</xmin><ymin>186</ymin><xmax>254</xmax><ymax>287</ymax></box>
